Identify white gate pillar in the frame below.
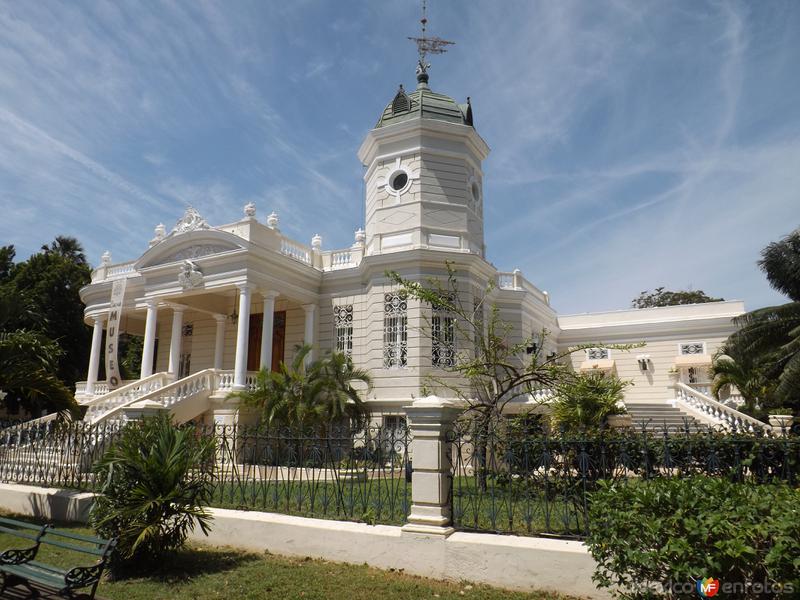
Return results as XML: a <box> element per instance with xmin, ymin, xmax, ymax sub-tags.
<box><xmin>140</xmin><ymin>299</ymin><xmax>159</xmax><ymax>379</ymax></box>
<box><xmin>233</xmin><ymin>284</ymin><xmax>253</xmax><ymax>390</ymax></box>
<box><xmin>402</xmin><ymin>396</ymin><xmax>461</xmax><ymax>537</ymax></box>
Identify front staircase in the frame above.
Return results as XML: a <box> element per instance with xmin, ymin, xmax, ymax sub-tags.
<box><xmin>625</xmin><ymin>402</ymin><xmax>708</xmax><ymax>432</ymax></box>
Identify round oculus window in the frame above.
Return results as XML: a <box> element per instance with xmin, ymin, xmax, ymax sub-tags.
<box><xmin>471</xmin><ymin>181</ymin><xmax>481</xmax><ymax>201</ymax></box>
<box><xmin>390</xmin><ymin>171</ymin><xmax>408</xmax><ymax>192</ymax></box>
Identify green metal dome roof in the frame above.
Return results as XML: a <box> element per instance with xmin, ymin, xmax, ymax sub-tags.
<box><xmin>375</xmin><ymin>82</ymin><xmax>473</xmax><ymax>129</ymax></box>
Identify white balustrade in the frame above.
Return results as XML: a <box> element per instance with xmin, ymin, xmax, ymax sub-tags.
<box><xmin>674</xmin><ymin>382</ymin><xmax>769</xmax><ymax>434</ymax></box>
<box><xmin>91</xmin><ymin>260</ymin><xmax>137</xmax><ymax>283</ymax></box>
<box><xmin>84</xmin><ymin>373</ymin><xmax>169</xmax><ymax>423</ymax></box>
<box><xmin>280</xmin><ymin>238</ymin><xmax>311</xmax><ymax>265</ymax></box>
<box><xmin>497</xmin><ymin>273</ymin><xmax>515</xmax><ymax>289</ymax></box>
<box><xmin>331</xmin><ymin>250</ymin><xmax>352</xmax><ymax>268</ymax></box>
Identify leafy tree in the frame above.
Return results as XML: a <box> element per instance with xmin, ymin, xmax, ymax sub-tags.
<box><xmin>389</xmin><ymin>263</ymin><xmax>636</xmax><ymax>421</ymax></box>
<box><xmin>0</xmin><ymin>329</ymin><xmax>78</xmax><ymax>417</ymax></box>
<box><xmin>0</xmin><ymin>285</ymin><xmax>78</xmax><ymax>417</ymax></box>
<box><xmin>725</xmin><ymin>227</ymin><xmax>800</xmax><ymax>413</ymax></box>
<box><xmin>632</xmin><ymin>287</ymin><xmax>723</xmax><ymax>308</ymax></box>
<box><xmin>0</xmin><ymin>245</ymin><xmax>15</xmax><ymax>283</ymax></box>
<box><xmin>551</xmin><ymin>372</ymin><xmax>631</xmax><ymax>432</ymax></box>
<box><xmin>233</xmin><ymin>345</ymin><xmax>372</xmax><ymax>430</ymax></box>
<box><xmin>91</xmin><ymin>415</ymin><xmax>216</xmax><ymax>567</ymax></box>
<box><xmin>2</xmin><ymin>237</ymin><xmax>92</xmax><ymax>387</ymax></box>
<box><xmin>388</xmin><ymin>263</ymin><xmax>640</xmax><ymax>489</ymax></box>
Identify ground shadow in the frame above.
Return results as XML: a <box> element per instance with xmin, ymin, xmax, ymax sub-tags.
<box><xmin>110</xmin><ymin>546</ymin><xmax>260</xmax><ymax>583</ymax></box>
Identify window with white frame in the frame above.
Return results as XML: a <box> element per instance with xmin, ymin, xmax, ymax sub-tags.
<box><xmin>679</xmin><ymin>342</ymin><xmax>706</xmax><ymax>355</ymax></box>
<box><xmin>432</xmin><ymin>296</ymin><xmax>456</xmax><ymax>368</ymax></box>
<box><xmin>384</xmin><ymin>415</ymin><xmax>407</xmax><ymax>435</ymax></box>
<box><xmin>334</xmin><ymin>304</ymin><xmax>353</xmax><ymax>357</ymax></box>
<box><xmin>383</xmin><ymin>292</ymin><xmax>407</xmax><ymax>368</ymax></box>
<box><xmin>586</xmin><ymin>347</ymin><xmax>610</xmax><ymax>360</ymax></box>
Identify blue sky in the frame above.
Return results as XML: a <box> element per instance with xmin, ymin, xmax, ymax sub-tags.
<box><xmin>1</xmin><ymin>1</ymin><xmax>799</xmax><ymax>314</ymax></box>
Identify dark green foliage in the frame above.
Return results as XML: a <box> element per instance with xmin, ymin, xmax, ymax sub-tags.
<box><xmin>726</xmin><ymin>227</ymin><xmax>800</xmax><ymax>412</ymax></box>
<box><xmin>0</xmin><ymin>237</ymin><xmax>91</xmax><ymax>417</ymax></box>
<box><xmin>632</xmin><ymin>287</ymin><xmax>723</xmax><ymax>308</ymax></box>
<box><xmin>0</xmin><ymin>329</ymin><xmax>77</xmax><ymax>416</ymax></box>
<box><xmin>6</xmin><ymin>237</ymin><xmax>92</xmax><ymax>386</ymax></box>
<box><xmin>551</xmin><ymin>372</ymin><xmax>630</xmax><ymax>432</ymax></box>
<box><xmin>232</xmin><ymin>345</ymin><xmax>372</xmax><ymax>429</ymax></box>
<box><xmin>587</xmin><ymin>477</ymin><xmax>800</xmax><ymax>598</ymax></box>
<box><xmin>90</xmin><ymin>415</ymin><xmax>216</xmax><ymax>567</ymax></box>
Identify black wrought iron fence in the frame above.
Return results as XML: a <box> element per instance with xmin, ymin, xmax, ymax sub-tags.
<box><xmin>210</xmin><ymin>424</ymin><xmax>412</xmax><ymax>525</ymax></box>
<box><xmin>0</xmin><ymin>420</ymin><xmax>412</xmax><ymax>526</ymax></box>
<box><xmin>447</xmin><ymin>422</ymin><xmax>800</xmax><ymax>540</ymax></box>
<box><xmin>0</xmin><ymin>420</ymin><xmax>126</xmax><ymax>489</ymax></box>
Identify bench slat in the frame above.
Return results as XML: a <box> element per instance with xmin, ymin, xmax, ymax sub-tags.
<box><xmin>45</xmin><ymin>528</ymin><xmax>109</xmax><ymax>545</ymax></box>
<box><xmin>0</xmin><ymin>526</ymin><xmax>39</xmax><ymax>542</ymax></box>
<box><xmin>39</xmin><ymin>537</ymin><xmax>107</xmax><ymax>557</ymax></box>
<box><xmin>0</xmin><ymin>518</ymin><xmax>43</xmax><ymax>532</ymax></box>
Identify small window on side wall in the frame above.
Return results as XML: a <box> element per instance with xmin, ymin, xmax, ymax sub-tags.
<box><xmin>679</xmin><ymin>342</ymin><xmax>705</xmax><ymax>355</ymax></box>
<box><xmin>586</xmin><ymin>348</ymin><xmax>610</xmax><ymax>361</ymax></box>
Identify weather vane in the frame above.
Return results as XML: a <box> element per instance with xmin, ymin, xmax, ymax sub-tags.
<box><xmin>407</xmin><ymin>0</ymin><xmax>454</xmax><ymax>84</ymax></box>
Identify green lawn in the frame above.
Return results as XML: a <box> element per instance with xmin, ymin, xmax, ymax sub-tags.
<box><xmin>0</xmin><ymin>517</ymin><xmax>578</xmax><ymax>600</ymax></box>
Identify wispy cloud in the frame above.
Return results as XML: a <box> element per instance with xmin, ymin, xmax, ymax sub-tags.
<box><xmin>0</xmin><ymin>0</ymin><xmax>797</xmax><ymax>315</ymax></box>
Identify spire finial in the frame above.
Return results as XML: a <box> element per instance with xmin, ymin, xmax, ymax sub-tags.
<box><xmin>407</xmin><ymin>0</ymin><xmax>454</xmax><ymax>87</ymax></box>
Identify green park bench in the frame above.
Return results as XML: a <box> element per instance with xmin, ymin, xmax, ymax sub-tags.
<box><xmin>0</xmin><ymin>516</ymin><xmax>115</xmax><ymax>599</ymax></box>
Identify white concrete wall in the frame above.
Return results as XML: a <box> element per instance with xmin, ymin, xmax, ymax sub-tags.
<box><xmin>0</xmin><ymin>483</ymin><xmax>94</xmax><ymax>523</ymax></box>
<box><xmin>0</xmin><ymin>484</ymin><xmax>609</xmax><ymax>598</ymax></box>
<box><xmin>188</xmin><ymin>510</ymin><xmax>609</xmax><ymax>599</ymax></box>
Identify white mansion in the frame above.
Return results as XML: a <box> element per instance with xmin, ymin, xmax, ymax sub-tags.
<box><xmin>76</xmin><ymin>65</ymin><xmax>765</xmax><ymax>433</ymax></box>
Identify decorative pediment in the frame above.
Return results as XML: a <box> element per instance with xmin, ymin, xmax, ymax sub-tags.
<box><xmin>158</xmin><ymin>244</ymin><xmax>234</xmax><ymax>265</ymax></box>
<box><xmin>135</xmin><ymin>229</ymin><xmax>247</xmax><ymax>269</ymax></box>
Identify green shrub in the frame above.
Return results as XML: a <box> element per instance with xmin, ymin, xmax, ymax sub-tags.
<box><xmin>551</xmin><ymin>372</ymin><xmax>630</xmax><ymax>432</ymax></box>
<box><xmin>586</xmin><ymin>477</ymin><xmax>800</xmax><ymax>598</ymax></box>
<box><xmin>90</xmin><ymin>415</ymin><xmax>216</xmax><ymax>568</ymax></box>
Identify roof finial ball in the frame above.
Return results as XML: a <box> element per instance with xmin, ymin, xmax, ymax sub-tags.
<box><xmin>267</xmin><ymin>211</ymin><xmax>279</xmax><ymax>230</ymax></box>
<box><xmin>101</xmin><ymin>250</ymin><xmax>112</xmax><ymax>266</ymax></box>
<box><xmin>243</xmin><ymin>201</ymin><xmax>256</xmax><ymax>220</ymax></box>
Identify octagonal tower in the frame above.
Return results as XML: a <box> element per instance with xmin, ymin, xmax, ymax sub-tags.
<box><xmin>357</xmin><ymin>71</ymin><xmax>490</xmax><ymax>258</ymax></box>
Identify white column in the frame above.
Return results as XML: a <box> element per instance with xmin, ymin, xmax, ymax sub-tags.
<box><xmin>233</xmin><ymin>284</ymin><xmax>253</xmax><ymax>390</ymax></box>
<box><xmin>85</xmin><ymin>316</ymin><xmax>105</xmax><ymax>395</ymax></box>
<box><xmin>302</xmin><ymin>303</ymin><xmax>317</xmax><ymax>365</ymax></box>
<box><xmin>167</xmin><ymin>306</ymin><xmax>185</xmax><ymax>380</ymax></box>
<box><xmin>140</xmin><ymin>299</ymin><xmax>159</xmax><ymax>379</ymax></box>
<box><xmin>213</xmin><ymin>315</ymin><xmax>226</xmax><ymax>370</ymax></box>
<box><xmin>259</xmin><ymin>291</ymin><xmax>279</xmax><ymax>371</ymax></box>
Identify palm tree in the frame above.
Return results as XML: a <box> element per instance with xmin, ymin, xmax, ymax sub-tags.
<box><xmin>231</xmin><ymin>345</ymin><xmax>371</xmax><ymax>430</ymax></box>
<box><xmin>91</xmin><ymin>415</ymin><xmax>216</xmax><ymax>566</ymax></box>
<box><xmin>41</xmin><ymin>236</ymin><xmax>88</xmax><ymax>266</ymax></box>
<box><xmin>726</xmin><ymin>228</ymin><xmax>800</xmax><ymax>412</ymax></box>
<box><xmin>710</xmin><ymin>347</ymin><xmax>775</xmax><ymax>415</ymax></box>
<box><xmin>314</xmin><ymin>351</ymin><xmax>372</xmax><ymax>428</ymax></box>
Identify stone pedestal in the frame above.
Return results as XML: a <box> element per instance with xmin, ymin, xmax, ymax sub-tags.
<box><xmin>402</xmin><ymin>396</ymin><xmax>461</xmax><ymax>537</ymax></box>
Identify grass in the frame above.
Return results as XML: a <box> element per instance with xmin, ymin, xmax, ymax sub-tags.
<box><xmin>0</xmin><ymin>517</ymin><xmax>579</xmax><ymax>600</ymax></box>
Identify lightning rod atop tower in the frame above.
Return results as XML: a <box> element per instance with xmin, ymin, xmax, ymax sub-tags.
<box><xmin>407</xmin><ymin>0</ymin><xmax>454</xmax><ymax>86</ymax></box>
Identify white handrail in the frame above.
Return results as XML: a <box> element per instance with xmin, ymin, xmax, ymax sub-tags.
<box><xmin>84</xmin><ymin>372</ymin><xmax>170</xmax><ymax>423</ymax></box>
<box><xmin>674</xmin><ymin>382</ymin><xmax>769</xmax><ymax>434</ymax></box>
<box><xmin>91</xmin><ymin>369</ymin><xmax>259</xmax><ymax>423</ymax></box>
